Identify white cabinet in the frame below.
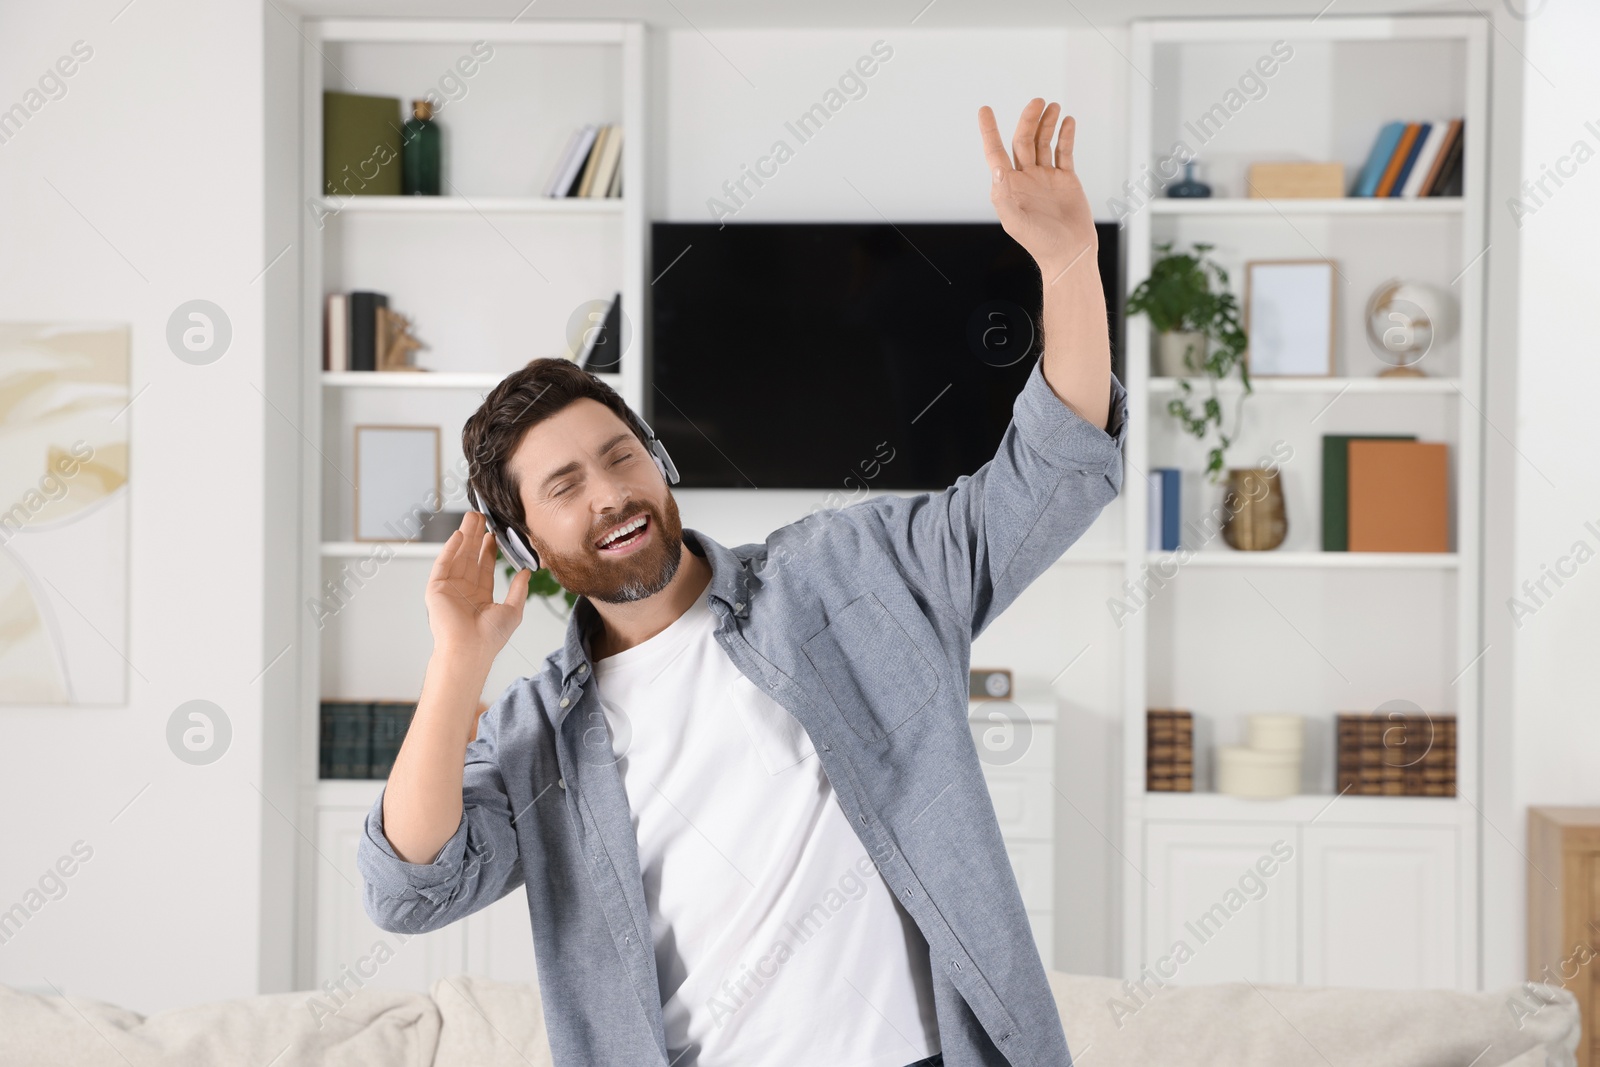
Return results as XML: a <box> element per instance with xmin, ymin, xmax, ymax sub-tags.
<box><xmin>1142</xmin><ymin>822</ymin><xmax>1299</xmax><ymax>985</ymax></box>
<box><xmin>1139</xmin><ymin>801</ymin><xmax>1460</xmax><ymax>988</ymax></box>
<box><xmin>313</xmin><ymin>792</ymin><xmax>536</xmax><ymax>993</ymax></box>
<box><xmin>970</xmin><ymin>694</ymin><xmax>1057</xmax><ymax>969</ymax></box>
<box><xmin>1301</xmin><ymin>824</ymin><xmax>1458</xmax><ymax>989</ymax></box>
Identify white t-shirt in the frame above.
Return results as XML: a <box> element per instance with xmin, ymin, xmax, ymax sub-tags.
<box><xmin>590</xmin><ymin>594</ymin><xmax>941</xmax><ymax>1067</ymax></box>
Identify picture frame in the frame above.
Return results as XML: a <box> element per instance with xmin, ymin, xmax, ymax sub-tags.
<box><xmin>353</xmin><ymin>424</ymin><xmax>441</xmax><ymax>542</ymax></box>
<box><xmin>1243</xmin><ymin>258</ymin><xmax>1337</xmax><ymax>377</ymax></box>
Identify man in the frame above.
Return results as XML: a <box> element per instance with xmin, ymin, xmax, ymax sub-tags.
<box><xmin>358</xmin><ymin>98</ymin><xmax>1127</xmax><ymax>1067</ymax></box>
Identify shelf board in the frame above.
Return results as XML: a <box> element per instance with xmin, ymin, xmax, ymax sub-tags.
<box><xmin>1146</xmin><ymin>550</ymin><xmax>1457</xmax><ymax>569</ymax></box>
<box><xmin>1147</xmin><ymin>376</ymin><xmax>1459</xmax><ymax>394</ymax></box>
<box><xmin>1149</xmin><ymin>197</ymin><xmax>1464</xmax><ymax>216</ymax></box>
<box><xmin>323</xmin><ymin>541</ymin><xmax>441</xmax><ymax>558</ymax></box>
<box><xmin>322</xmin><ymin>370</ymin><xmax>620</xmax><ymax>389</ymax></box>
<box><xmin>1142</xmin><ymin>789</ymin><xmax>1461</xmax><ymax>825</ymax></box>
<box><xmin>317</xmin><ymin>195</ymin><xmax>623</xmax><ymax>216</ymax></box>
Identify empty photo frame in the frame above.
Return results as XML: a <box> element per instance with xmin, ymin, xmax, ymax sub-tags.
<box><xmin>354</xmin><ymin>425</ymin><xmax>441</xmax><ymax>541</ymax></box>
<box><xmin>1244</xmin><ymin>259</ymin><xmax>1337</xmax><ymax>376</ymax></box>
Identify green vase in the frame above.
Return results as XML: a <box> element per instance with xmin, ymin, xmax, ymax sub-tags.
<box><xmin>402</xmin><ymin>99</ymin><xmax>440</xmax><ymax>195</ymax></box>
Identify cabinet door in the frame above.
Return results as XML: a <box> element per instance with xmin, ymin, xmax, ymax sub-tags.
<box><xmin>1301</xmin><ymin>824</ymin><xmax>1459</xmax><ymax>989</ymax></box>
<box><xmin>315</xmin><ymin>807</ymin><xmax>467</xmax><ymax>993</ymax></box>
<box><xmin>1143</xmin><ymin>822</ymin><xmax>1299</xmax><ymax>985</ymax></box>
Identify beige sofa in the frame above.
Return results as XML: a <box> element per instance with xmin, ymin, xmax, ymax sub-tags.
<box><xmin>0</xmin><ymin>970</ymin><xmax>1579</xmax><ymax>1066</ymax></box>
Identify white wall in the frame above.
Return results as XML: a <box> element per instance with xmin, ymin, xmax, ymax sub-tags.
<box><xmin>1481</xmin><ymin>0</ymin><xmax>1600</xmax><ymax>990</ymax></box>
<box><xmin>0</xmin><ymin>0</ymin><xmax>295</xmax><ymax>1012</ymax></box>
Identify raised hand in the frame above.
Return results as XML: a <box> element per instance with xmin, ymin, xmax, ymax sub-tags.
<box><xmin>425</xmin><ymin>510</ymin><xmax>531</xmax><ymax>668</ymax></box>
<box><xmin>978</xmin><ymin>99</ymin><xmax>1098</xmax><ymax>286</ymax></box>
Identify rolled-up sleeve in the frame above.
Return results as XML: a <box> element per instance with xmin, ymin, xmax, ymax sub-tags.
<box><xmin>863</xmin><ymin>356</ymin><xmax>1128</xmax><ymax>639</ymax></box>
<box><xmin>356</xmin><ymin>710</ymin><xmax>525</xmax><ymax>936</ymax></box>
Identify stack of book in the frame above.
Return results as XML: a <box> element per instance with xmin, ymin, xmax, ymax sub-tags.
<box><xmin>324</xmin><ymin>290</ymin><xmax>391</xmax><ymax>372</ymax></box>
<box><xmin>320</xmin><ymin>700</ymin><xmax>417</xmax><ymax>778</ymax></box>
<box><xmin>1147</xmin><ymin>709</ymin><xmax>1194</xmax><ymax>791</ymax></box>
<box><xmin>1336</xmin><ymin>712</ymin><xmax>1456</xmax><ymax>796</ymax></box>
<box><xmin>1351</xmin><ymin>119</ymin><xmax>1464</xmax><ymax>197</ymax></box>
<box><xmin>1321</xmin><ymin>434</ymin><xmax>1449</xmax><ymax>552</ymax></box>
<box><xmin>544</xmin><ymin>123</ymin><xmax>624</xmax><ymax>199</ymax></box>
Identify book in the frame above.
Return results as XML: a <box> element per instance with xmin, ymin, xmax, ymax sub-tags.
<box><xmin>542</xmin><ymin>127</ymin><xmax>588</xmax><ymax>197</ymax></box>
<box><xmin>578</xmin><ymin>291</ymin><xmax>623</xmax><ymax>372</ymax></box>
<box><xmin>1147</xmin><ymin>709</ymin><xmax>1194</xmax><ymax>792</ymax></box>
<box><xmin>1421</xmin><ymin>120</ymin><xmax>1464</xmax><ymax>196</ymax></box>
<box><xmin>1386</xmin><ymin>121</ymin><xmax>1431</xmax><ymax>196</ymax></box>
<box><xmin>1353</xmin><ymin>121</ymin><xmax>1406</xmax><ymax>197</ymax></box>
<box><xmin>1399</xmin><ymin>122</ymin><xmax>1447</xmax><ymax>198</ymax></box>
<box><xmin>589</xmin><ymin>124</ymin><xmax>623</xmax><ymax>198</ymax></box>
<box><xmin>576</xmin><ymin>124</ymin><xmax>612</xmax><ymax>198</ymax></box>
<box><xmin>321</xmin><ymin>701</ymin><xmax>372</xmax><ymax>778</ymax></box>
<box><xmin>1347</xmin><ymin>439</ymin><xmax>1450</xmax><ymax>552</ymax></box>
<box><xmin>1147</xmin><ymin>468</ymin><xmax>1181</xmax><ymax>551</ymax></box>
<box><xmin>348</xmin><ymin>291</ymin><xmax>388</xmax><ymax>372</ymax></box>
<box><xmin>323</xmin><ymin>92</ymin><xmax>403</xmax><ymax>197</ymax></box>
<box><xmin>1429</xmin><ymin>123</ymin><xmax>1465</xmax><ymax>196</ymax></box>
<box><xmin>320</xmin><ymin>700</ymin><xmax>418</xmax><ymax>778</ymax></box>
<box><xmin>606</xmin><ymin>154</ymin><xmax>622</xmax><ymax>197</ymax></box>
<box><xmin>551</xmin><ymin>124</ymin><xmax>598</xmax><ymax>198</ymax></box>
<box><xmin>1321</xmin><ymin>434</ymin><xmax>1416</xmax><ymax>551</ymax></box>
<box><xmin>324</xmin><ymin>293</ymin><xmax>348</xmax><ymax>373</ymax></box>
<box><xmin>1375</xmin><ymin>122</ymin><xmax>1422</xmax><ymax>197</ymax></box>
<box><xmin>370</xmin><ymin>703</ymin><xmax>416</xmax><ymax>778</ymax></box>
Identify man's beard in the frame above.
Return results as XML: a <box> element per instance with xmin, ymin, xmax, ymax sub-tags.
<box><xmin>531</xmin><ymin>491</ymin><xmax>685</xmax><ymax>604</ymax></box>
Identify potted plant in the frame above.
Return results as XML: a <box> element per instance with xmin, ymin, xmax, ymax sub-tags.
<box><xmin>1126</xmin><ymin>240</ymin><xmax>1252</xmax><ymax>482</ymax></box>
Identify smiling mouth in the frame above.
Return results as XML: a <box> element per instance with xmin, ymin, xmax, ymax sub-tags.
<box><xmin>595</xmin><ymin>514</ymin><xmax>650</xmax><ymax>552</ymax></box>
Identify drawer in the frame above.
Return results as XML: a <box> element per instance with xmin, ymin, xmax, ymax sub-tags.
<box><xmin>969</xmin><ymin>715</ymin><xmax>1053</xmax><ymax>772</ymax></box>
<box><xmin>981</xmin><ymin>766</ymin><xmax>1054</xmax><ymax>839</ymax></box>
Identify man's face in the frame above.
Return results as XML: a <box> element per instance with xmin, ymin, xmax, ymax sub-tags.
<box><xmin>508</xmin><ymin>398</ymin><xmax>684</xmax><ymax>604</ymax></box>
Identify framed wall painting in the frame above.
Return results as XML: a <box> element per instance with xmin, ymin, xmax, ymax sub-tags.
<box><xmin>354</xmin><ymin>425</ymin><xmax>441</xmax><ymax>542</ymax></box>
<box><xmin>1244</xmin><ymin>259</ymin><xmax>1337</xmax><ymax>377</ymax></box>
<box><xmin>0</xmin><ymin>323</ymin><xmax>131</xmax><ymax>706</ymax></box>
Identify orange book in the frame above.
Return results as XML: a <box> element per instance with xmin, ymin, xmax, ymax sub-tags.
<box><xmin>1375</xmin><ymin>123</ymin><xmax>1421</xmax><ymax>197</ymax></box>
<box><xmin>1347</xmin><ymin>440</ymin><xmax>1449</xmax><ymax>552</ymax></box>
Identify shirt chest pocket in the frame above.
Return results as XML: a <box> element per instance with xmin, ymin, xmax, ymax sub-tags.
<box><xmin>801</xmin><ymin>591</ymin><xmax>941</xmax><ymax>743</ymax></box>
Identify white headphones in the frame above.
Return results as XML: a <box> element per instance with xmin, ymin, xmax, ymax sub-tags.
<box><xmin>468</xmin><ymin>410</ymin><xmax>680</xmax><ymax>573</ymax></box>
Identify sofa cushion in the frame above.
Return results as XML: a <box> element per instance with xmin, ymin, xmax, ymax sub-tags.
<box><xmin>1046</xmin><ymin>972</ymin><xmax>1581</xmax><ymax>1067</ymax></box>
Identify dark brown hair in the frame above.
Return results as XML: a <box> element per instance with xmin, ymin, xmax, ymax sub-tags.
<box><xmin>462</xmin><ymin>357</ymin><xmax>649</xmax><ymax>543</ymax></box>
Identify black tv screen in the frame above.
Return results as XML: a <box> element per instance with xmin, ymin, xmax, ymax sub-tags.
<box><xmin>648</xmin><ymin>221</ymin><xmax>1121</xmax><ymax>491</ymax></box>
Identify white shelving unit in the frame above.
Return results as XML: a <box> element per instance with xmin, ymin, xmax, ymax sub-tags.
<box><xmin>1120</xmin><ymin>16</ymin><xmax>1487</xmax><ymax>990</ymax></box>
<box><xmin>294</xmin><ymin>18</ymin><xmax>647</xmax><ymax>993</ymax></box>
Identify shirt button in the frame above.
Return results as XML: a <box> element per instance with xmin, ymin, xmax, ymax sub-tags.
<box><xmin>734</xmin><ymin>602</ymin><xmax>744</xmax><ymax>612</ymax></box>
<box><xmin>578</xmin><ymin>664</ymin><xmax>587</xmax><ymax>673</ymax></box>
<box><xmin>558</xmin><ymin>778</ymin><xmax>566</xmax><ymax>790</ymax></box>
<box><xmin>559</xmin><ymin>697</ymin><xmax>570</xmax><ymax>708</ymax></box>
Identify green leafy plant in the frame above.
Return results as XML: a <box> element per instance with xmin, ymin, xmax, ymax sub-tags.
<box><xmin>500</xmin><ymin>550</ymin><xmax>578</xmax><ymax>619</ymax></box>
<box><xmin>1126</xmin><ymin>240</ymin><xmax>1253</xmax><ymax>482</ymax></box>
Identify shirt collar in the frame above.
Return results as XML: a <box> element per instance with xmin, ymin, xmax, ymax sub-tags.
<box><xmin>552</xmin><ymin>527</ymin><xmax>752</xmax><ymax>694</ymax></box>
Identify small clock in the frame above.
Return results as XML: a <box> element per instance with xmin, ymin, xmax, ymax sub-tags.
<box><xmin>969</xmin><ymin>668</ymin><xmax>1013</xmax><ymax>701</ymax></box>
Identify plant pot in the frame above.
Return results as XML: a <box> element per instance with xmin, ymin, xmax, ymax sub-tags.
<box><xmin>1154</xmin><ymin>330</ymin><xmax>1207</xmax><ymax>377</ymax></box>
<box><xmin>1221</xmin><ymin>467</ymin><xmax>1287</xmax><ymax>551</ymax></box>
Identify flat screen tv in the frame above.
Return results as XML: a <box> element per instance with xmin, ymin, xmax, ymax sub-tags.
<box><xmin>648</xmin><ymin>221</ymin><xmax>1122</xmax><ymax>490</ymax></box>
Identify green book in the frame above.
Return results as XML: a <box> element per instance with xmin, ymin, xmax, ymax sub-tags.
<box><xmin>323</xmin><ymin>92</ymin><xmax>404</xmax><ymax>197</ymax></box>
<box><xmin>1322</xmin><ymin>433</ymin><xmax>1416</xmax><ymax>551</ymax></box>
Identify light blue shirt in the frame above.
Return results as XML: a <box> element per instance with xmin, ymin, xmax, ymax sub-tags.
<box><xmin>358</xmin><ymin>355</ymin><xmax>1129</xmax><ymax>1066</ymax></box>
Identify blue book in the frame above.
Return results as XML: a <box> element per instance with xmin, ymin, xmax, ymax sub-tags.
<box><xmin>1159</xmin><ymin>469</ymin><xmax>1181</xmax><ymax>551</ymax></box>
<box><xmin>1353</xmin><ymin>121</ymin><xmax>1406</xmax><ymax>197</ymax></box>
<box><xmin>1387</xmin><ymin>121</ymin><xmax>1431</xmax><ymax>197</ymax></box>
